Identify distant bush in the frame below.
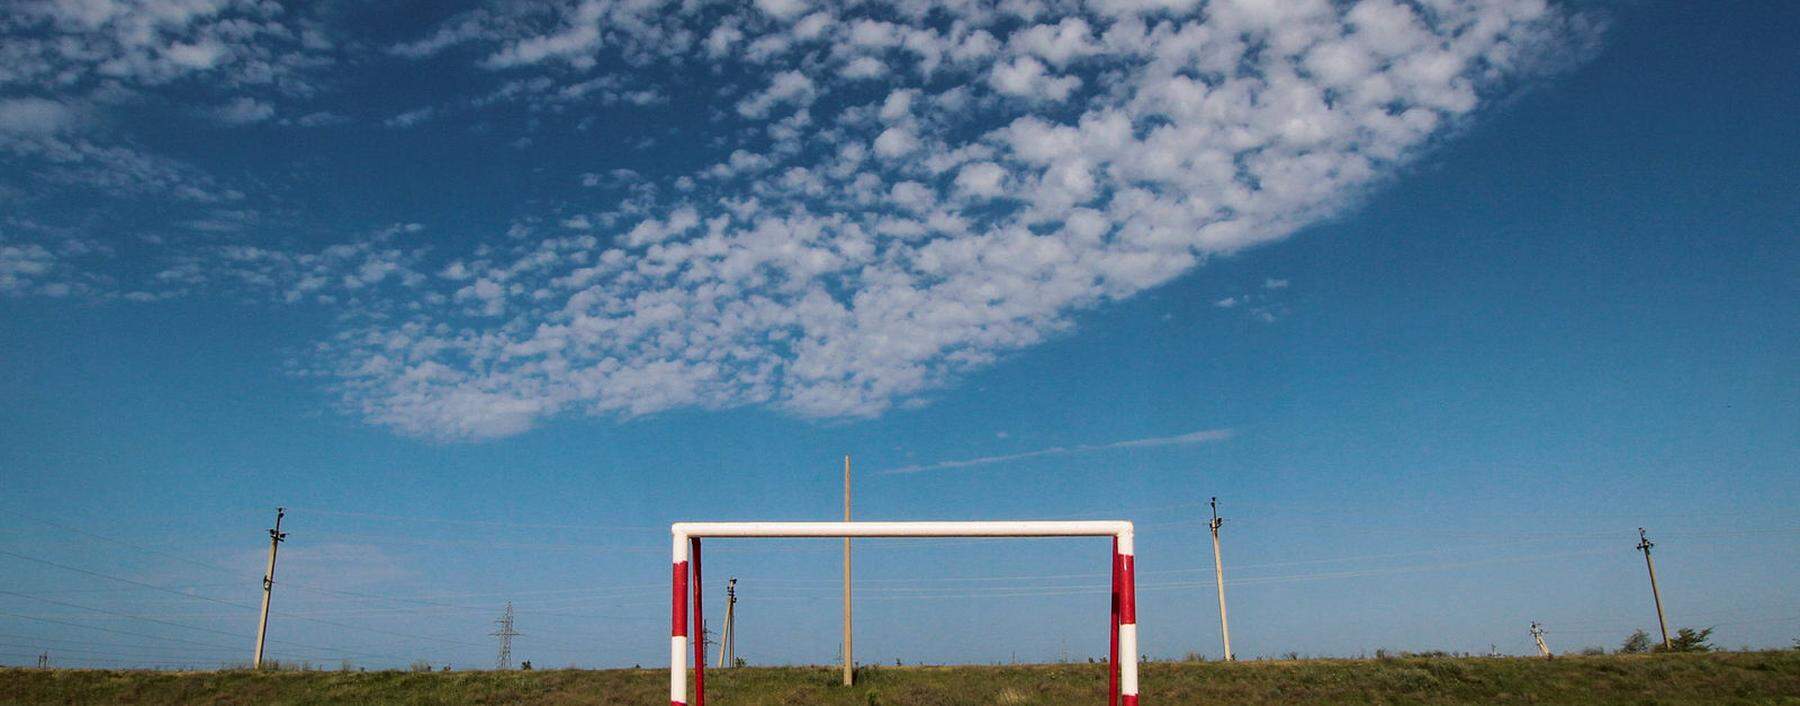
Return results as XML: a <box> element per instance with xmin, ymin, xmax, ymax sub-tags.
<box><xmin>1578</xmin><ymin>647</ymin><xmax>1606</xmax><ymax>656</ymax></box>
<box><xmin>408</xmin><ymin>660</ymin><xmax>433</xmax><ymax>673</ymax></box>
<box><xmin>1659</xmin><ymin>627</ymin><xmax>1715</xmax><ymax>653</ymax></box>
<box><xmin>1620</xmin><ymin>630</ymin><xmax>1652</xmax><ymax>654</ymax></box>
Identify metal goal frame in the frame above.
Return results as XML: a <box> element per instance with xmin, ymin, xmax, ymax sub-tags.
<box><xmin>669</xmin><ymin>520</ymin><xmax>1140</xmax><ymax>705</ymax></box>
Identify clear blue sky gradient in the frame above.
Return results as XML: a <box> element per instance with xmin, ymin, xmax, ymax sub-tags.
<box><xmin>1</xmin><ymin>0</ymin><xmax>1796</xmax><ymax>670</ymax></box>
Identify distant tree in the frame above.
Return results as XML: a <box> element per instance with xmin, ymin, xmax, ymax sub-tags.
<box><xmin>1619</xmin><ymin>630</ymin><xmax>1652</xmax><ymax>654</ymax></box>
<box><xmin>1578</xmin><ymin>647</ymin><xmax>1606</xmax><ymax>656</ymax></box>
<box><xmin>1658</xmin><ymin>627</ymin><xmax>1715</xmax><ymax>653</ymax></box>
<box><xmin>520</xmin><ymin>661</ymin><xmax>532</xmax><ymax>671</ymax></box>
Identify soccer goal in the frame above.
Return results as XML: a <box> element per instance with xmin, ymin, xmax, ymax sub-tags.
<box><xmin>669</xmin><ymin>520</ymin><xmax>1140</xmax><ymax>705</ymax></box>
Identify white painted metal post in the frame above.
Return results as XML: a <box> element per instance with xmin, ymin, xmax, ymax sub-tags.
<box><xmin>671</xmin><ymin>531</ymin><xmax>689</xmax><ymax>706</ymax></box>
<box><xmin>1118</xmin><ymin>528</ymin><xmax>1139</xmax><ymax>706</ymax></box>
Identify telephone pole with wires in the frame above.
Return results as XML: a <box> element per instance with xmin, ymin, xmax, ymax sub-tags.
<box><xmin>492</xmin><ymin>602</ymin><xmax>521</xmax><ymax>670</ymax></box>
<box><xmin>717</xmin><ymin>577</ymin><xmax>738</xmax><ymax>668</ymax></box>
<box><xmin>1636</xmin><ymin>528</ymin><xmax>1672</xmax><ymax>650</ymax></box>
<box><xmin>252</xmin><ymin>507</ymin><xmax>287</xmax><ymax>669</ymax></box>
<box><xmin>1530</xmin><ymin>621</ymin><xmax>1551</xmax><ymax>659</ymax></box>
<box><xmin>1209</xmin><ymin>497</ymin><xmax>1234</xmax><ymax>661</ymax></box>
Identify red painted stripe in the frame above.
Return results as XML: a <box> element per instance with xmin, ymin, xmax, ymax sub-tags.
<box><xmin>1122</xmin><ymin>694</ymin><xmax>1139</xmax><ymax>706</ymax></box>
<box><xmin>672</xmin><ymin>560</ymin><xmax>688</xmax><ymax>637</ymax></box>
<box><xmin>1118</xmin><ymin>555</ymin><xmax>1136</xmax><ymax>625</ymax></box>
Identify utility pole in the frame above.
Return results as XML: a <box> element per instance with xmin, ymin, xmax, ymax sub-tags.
<box><xmin>1530</xmin><ymin>622</ymin><xmax>1551</xmax><ymax>659</ymax></box>
<box><xmin>491</xmin><ymin>602</ymin><xmax>521</xmax><ymax>670</ymax></box>
<box><xmin>717</xmin><ymin>578</ymin><xmax>738</xmax><ymax>668</ymax></box>
<box><xmin>1209</xmin><ymin>497</ymin><xmax>1234</xmax><ymax>661</ymax></box>
<box><xmin>1636</xmin><ymin>528</ymin><xmax>1672</xmax><ymax>650</ymax></box>
<box><xmin>842</xmin><ymin>454</ymin><xmax>854</xmax><ymax>686</ymax></box>
<box><xmin>252</xmin><ymin>507</ymin><xmax>287</xmax><ymax>670</ymax></box>
<box><xmin>36</xmin><ymin>651</ymin><xmax>47</xmax><ymax>669</ymax></box>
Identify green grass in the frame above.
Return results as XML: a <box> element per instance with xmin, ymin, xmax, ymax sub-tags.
<box><xmin>3</xmin><ymin>651</ymin><xmax>1797</xmax><ymax>705</ymax></box>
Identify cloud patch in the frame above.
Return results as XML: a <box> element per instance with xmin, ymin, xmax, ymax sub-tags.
<box><xmin>302</xmin><ymin>0</ymin><xmax>1600</xmax><ymax>440</ymax></box>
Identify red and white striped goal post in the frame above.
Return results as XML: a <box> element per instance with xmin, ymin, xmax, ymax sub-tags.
<box><xmin>669</xmin><ymin>520</ymin><xmax>1139</xmax><ymax>706</ymax></box>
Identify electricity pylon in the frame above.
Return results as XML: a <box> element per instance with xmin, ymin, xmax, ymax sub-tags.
<box><xmin>1531</xmin><ymin>621</ymin><xmax>1551</xmax><ymax>659</ymax></box>
<box><xmin>491</xmin><ymin>602</ymin><xmax>521</xmax><ymax>669</ymax></box>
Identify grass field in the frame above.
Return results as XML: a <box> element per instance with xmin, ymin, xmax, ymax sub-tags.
<box><xmin>4</xmin><ymin>651</ymin><xmax>1798</xmax><ymax>705</ymax></box>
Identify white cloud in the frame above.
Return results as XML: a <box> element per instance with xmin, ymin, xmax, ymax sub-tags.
<box><xmin>954</xmin><ymin>161</ymin><xmax>1007</xmax><ymax>199</ymax></box>
<box><xmin>211</xmin><ymin>97</ymin><xmax>275</xmax><ymax>125</ymax></box>
<box><xmin>756</xmin><ymin>0</ymin><xmax>812</xmax><ymax>21</ymax></box>
<box><xmin>0</xmin><ymin>98</ymin><xmax>78</xmax><ymax>135</ymax></box>
<box><xmin>77</xmin><ymin>0</ymin><xmax>1591</xmax><ymax>440</ymax></box>
<box><xmin>483</xmin><ymin>0</ymin><xmax>605</xmax><ymax>69</ymax></box>
<box><xmin>384</xmin><ymin>107</ymin><xmax>436</xmax><ymax>128</ymax></box>
<box><xmin>293</xmin><ymin>111</ymin><xmax>351</xmax><ymax>127</ymax></box>
<box><xmin>872</xmin><ymin>126</ymin><xmax>919</xmax><ymax>159</ymax></box>
<box><xmin>841</xmin><ymin>55</ymin><xmax>887</xmax><ymax>79</ymax></box>
<box><xmin>736</xmin><ymin>70</ymin><xmax>816</xmax><ymax>118</ymax></box>
<box><xmin>0</xmin><ymin>0</ymin><xmax>333</xmax><ymax>92</ymax></box>
<box><xmin>989</xmin><ymin>56</ymin><xmax>1082</xmax><ymax>101</ymax></box>
<box><xmin>881</xmin><ymin>428</ymin><xmax>1234</xmax><ymax>475</ymax></box>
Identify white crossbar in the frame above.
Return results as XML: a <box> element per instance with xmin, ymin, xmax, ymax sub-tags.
<box><xmin>672</xmin><ymin>520</ymin><xmax>1131</xmax><ymax>539</ymax></box>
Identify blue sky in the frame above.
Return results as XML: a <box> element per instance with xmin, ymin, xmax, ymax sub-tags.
<box><xmin>0</xmin><ymin>0</ymin><xmax>1795</xmax><ymax>671</ymax></box>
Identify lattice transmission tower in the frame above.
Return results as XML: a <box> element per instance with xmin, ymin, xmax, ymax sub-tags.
<box><xmin>491</xmin><ymin>602</ymin><xmax>521</xmax><ymax>670</ymax></box>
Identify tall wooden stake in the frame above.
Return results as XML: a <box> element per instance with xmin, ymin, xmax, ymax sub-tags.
<box><xmin>842</xmin><ymin>455</ymin><xmax>853</xmax><ymax>686</ymax></box>
<box><xmin>253</xmin><ymin>507</ymin><xmax>287</xmax><ymax>669</ymax></box>
<box><xmin>1210</xmin><ymin>497</ymin><xmax>1233</xmax><ymax>661</ymax></box>
<box><xmin>1637</xmin><ymin>528</ymin><xmax>1672</xmax><ymax>650</ymax></box>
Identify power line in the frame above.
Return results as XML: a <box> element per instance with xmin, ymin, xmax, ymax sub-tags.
<box><xmin>0</xmin><ymin>610</ymin><xmax>250</xmax><ymax>652</ymax></box>
<box><xmin>0</xmin><ymin>546</ymin><xmax>489</xmax><ymax>650</ymax></box>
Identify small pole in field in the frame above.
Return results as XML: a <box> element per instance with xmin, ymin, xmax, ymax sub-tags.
<box><xmin>842</xmin><ymin>454</ymin><xmax>854</xmax><ymax>686</ymax></box>
<box><xmin>717</xmin><ymin>578</ymin><xmax>738</xmax><ymax>668</ymax></box>
<box><xmin>253</xmin><ymin>507</ymin><xmax>287</xmax><ymax>670</ymax></box>
<box><xmin>1636</xmin><ymin>528</ymin><xmax>1672</xmax><ymax>650</ymax></box>
<box><xmin>1210</xmin><ymin>497</ymin><xmax>1234</xmax><ymax>661</ymax></box>
<box><xmin>1530</xmin><ymin>621</ymin><xmax>1551</xmax><ymax>659</ymax></box>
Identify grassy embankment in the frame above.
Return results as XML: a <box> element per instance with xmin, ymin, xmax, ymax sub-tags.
<box><xmin>3</xmin><ymin>651</ymin><xmax>1798</xmax><ymax>705</ymax></box>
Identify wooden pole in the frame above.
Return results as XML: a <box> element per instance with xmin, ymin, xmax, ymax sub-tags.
<box><xmin>1210</xmin><ymin>497</ymin><xmax>1233</xmax><ymax>661</ymax></box>
<box><xmin>253</xmin><ymin>507</ymin><xmax>286</xmax><ymax>669</ymax></box>
<box><xmin>1638</xmin><ymin>528</ymin><xmax>1671</xmax><ymax>649</ymax></box>
<box><xmin>842</xmin><ymin>455</ymin><xmax>853</xmax><ymax>686</ymax></box>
